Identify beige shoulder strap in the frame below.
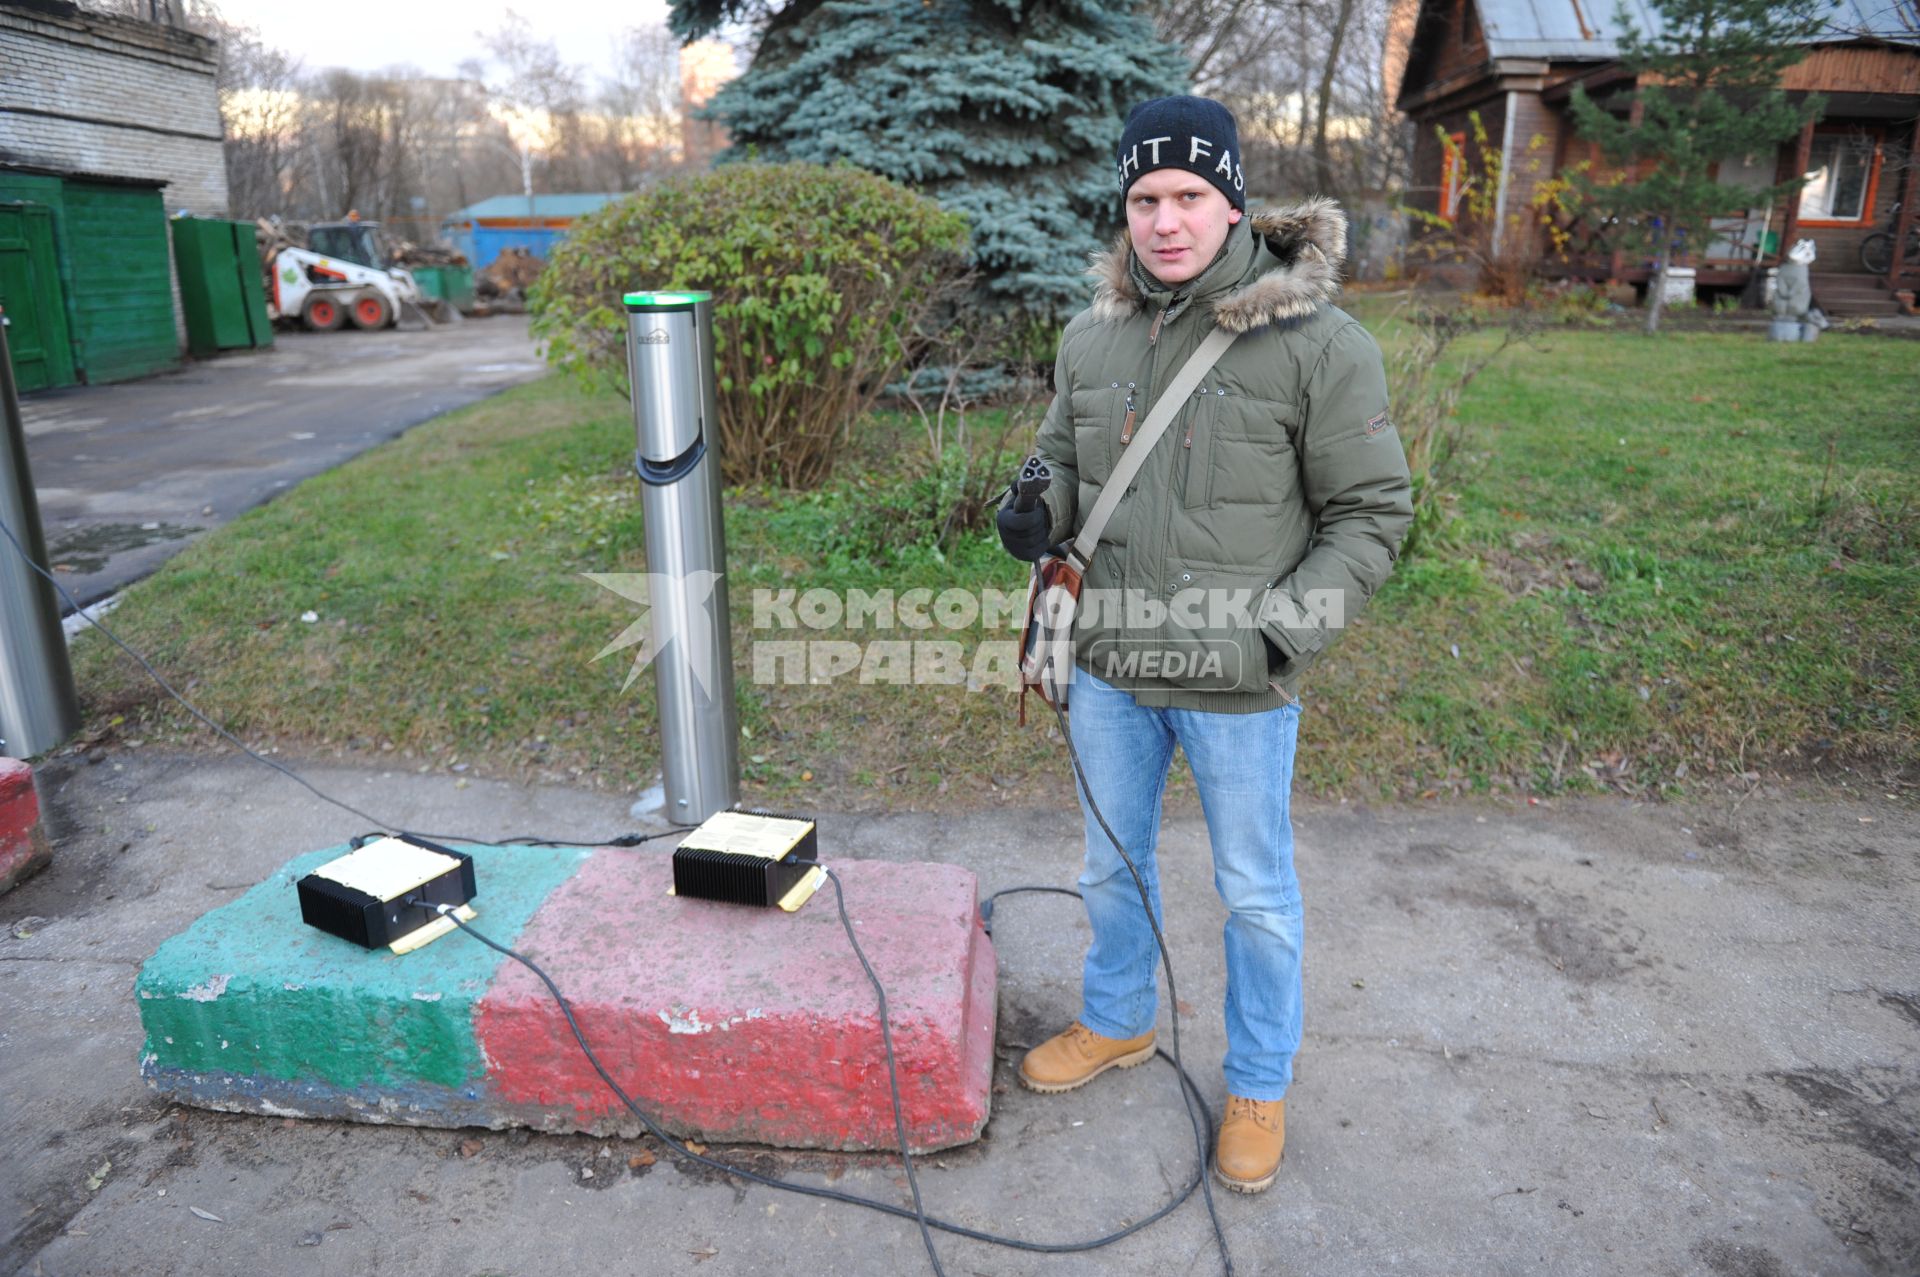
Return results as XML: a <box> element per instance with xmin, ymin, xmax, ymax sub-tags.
<box><xmin>1068</xmin><ymin>325</ymin><xmax>1238</xmax><ymax>566</ymax></box>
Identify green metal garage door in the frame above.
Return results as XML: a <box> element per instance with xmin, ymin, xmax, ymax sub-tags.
<box><xmin>0</xmin><ymin>202</ymin><xmax>77</xmax><ymax>392</ymax></box>
<box><xmin>61</xmin><ymin>182</ymin><xmax>176</xmax><ymax>384</ymax></box>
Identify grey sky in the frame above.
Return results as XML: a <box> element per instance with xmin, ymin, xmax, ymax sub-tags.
<box><xmin>212</xmin><ymin>0</ymin><xmax>676</xmax><ymax>79</ymax></box>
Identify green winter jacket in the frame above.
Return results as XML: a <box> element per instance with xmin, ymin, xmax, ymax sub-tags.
<box><xmin>1022</xmin><ymin>199</ymin><xmax>1413</xmax><ymax>713</ymax></box>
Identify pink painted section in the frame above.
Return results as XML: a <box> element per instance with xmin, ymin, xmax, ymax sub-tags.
<box><xmin>0</xmin><ymin>759</ymin><xmax>48</xmax><ymax>894</ymax></box>
<box><xmin>474</xmin><ymin>852</ymin><xmax>996</xmax><ymax>1152</ymax></box>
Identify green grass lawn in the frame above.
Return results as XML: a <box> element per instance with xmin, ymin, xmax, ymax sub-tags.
<box><xmin>69</xmin><ymin>314</ymin><xmax>1918</xmax><ymax>807</ymax></box>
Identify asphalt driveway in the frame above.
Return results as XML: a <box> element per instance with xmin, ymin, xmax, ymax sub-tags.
<box><xmin>18</xmin><ymin>315</ymin><xmax>543</xmax><ymax>609</ymax></box>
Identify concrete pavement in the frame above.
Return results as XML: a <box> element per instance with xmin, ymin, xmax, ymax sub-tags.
<box><xmin>18</xmin><ymin>316</ymin><xmax>543</xmax><ymax>609</ymax></box>
<box><xmin>1</xmin><ymin>751</ymin><xmax>1915</xmax><ymax>1276</ymax></box>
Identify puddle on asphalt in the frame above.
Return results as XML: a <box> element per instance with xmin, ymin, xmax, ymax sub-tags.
<box><xmin>47</xmin><ymin>522</ymin><xmax>202</xmax><ymax>574</ymax></box>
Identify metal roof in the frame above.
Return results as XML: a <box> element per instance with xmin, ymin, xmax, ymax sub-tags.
<box><xmin>1475</xmin><ymin>0</ymin><xmax>1920</xmax><ymax>59</ymax></box>
<box><xmin>442</xmin><ymin>193</ymin><xmax>624</xmax><ymax>222</ymax></box>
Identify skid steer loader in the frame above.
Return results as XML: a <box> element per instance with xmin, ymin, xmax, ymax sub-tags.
<box><xmin>261</xmin><ymin>219</ymin><xmax>448</xmax><ymax>332</ymax></box>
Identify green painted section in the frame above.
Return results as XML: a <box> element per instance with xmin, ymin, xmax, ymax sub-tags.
<box><xmin>624</xmin><ymin>290</ymin><xmax>711</xmax><ymax>307</ymax></box>
<box><xmin>136</xmin><ymin>842</ymin><xmax>591</xmax><ymax>1091</ymax></box>
<box><xmin>234</xmin><ymin>229</ymin><xmax>273</xmax><ymax>350</ymax></box>
<box><xmin>62</xmin><ymin>182</ymin><xmax>177</xmax><ymax>384</ymax></box>
<box><xmin>0</xmin><ymin>202</ymin><xmax>77</xmax><ymax>391</ymax></box>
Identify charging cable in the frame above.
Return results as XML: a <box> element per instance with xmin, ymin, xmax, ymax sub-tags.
<box><xmin>414</xmin><ymin>876</ymin><xmax>1227</xmax><ymax>1273</ymax></box>
<box><xmin>1050</xmin><ymin>700</ymin><xmax>1233</xmax><ymax>1272</ymax></box>
<box><xmin>0</xmin><ymin>515</ymin><xmax>639</xmax><ymax>849</ymax></box>
<box><xmin>1</xmin><ymin>512</ymin><xmax>1238</xmax><ymax>1274</ymax></box>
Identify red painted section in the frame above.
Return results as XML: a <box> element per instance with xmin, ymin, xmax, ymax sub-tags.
<box><xmin>0</xmin><ymin>758</ymin><xmax>49</xmax><ymax>893</ymax></box>
<box><xmin>475</xmin><ymin>852</ymin><xmax>996</xmax><ymax>1152</ymax></box>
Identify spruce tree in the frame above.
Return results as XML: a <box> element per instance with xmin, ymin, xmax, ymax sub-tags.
<box><xmin>1566</xmin><ymin>0</ymin><xmax>1830</xmax><ymax>334</ymax></box>
<box><xmin>668</xmin><ymin>0</ymin><xmax>1190</xmax><ymax>326</ymax></box>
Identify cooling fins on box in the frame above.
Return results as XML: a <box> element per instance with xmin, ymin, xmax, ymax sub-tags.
<box><xmin>297</xmin><ymin>835</ymin><xmax>478</xmax><ymax>950</ymax></box>
<box><xmin>672</xmin><ymin>811</ymin><xmax>823</xmax><ymax>910</ymax></box>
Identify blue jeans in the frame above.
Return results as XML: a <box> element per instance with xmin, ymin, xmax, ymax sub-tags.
<box><xmin>1067</xmin><ymin>671</ymin><xmax>1304</xmax><ymax>1101</ymax></box>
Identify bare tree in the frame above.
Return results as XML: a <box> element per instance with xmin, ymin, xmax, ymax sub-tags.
<box><xmin>477</xmin><ymin>10</ymin><xmax>587</xmax><ymax>120</ymax></box>
<box><xmin>470</xmin><ymin>9</ymin><xmax>589</xmax><ymax>192</ymax></box>
<box><xmin>1187</xmin><ymin>0</ymin><xmax>1408</xmax><ymax>207</ymax></box>
<box><xmin>412</xmin><ymin>77</ymin><xmax>512</xmax><ymax>222</ymax></box>
<box><xmin>593</xmin><ymin>24</ymin><xmax>685</xmax><ymax>188</ymax></box>
<box><xmin>198</xmin><ymin>11</ymin><xmax>307</xmax><ymax>218</ymax></box>
<box><xmin>153</xmin><ymin>4</ymin><xmax>722</xmax><ymax>239</ymax></box>
<box><xmin>1312</xmin><ymin>0</ymin><xmax>1360</xmax><ymax>193</ymax></box>
<box><xmin>1153</xmin><ymin>0</ymin><xmax>1295</xmax><ymax>94</ymax></box>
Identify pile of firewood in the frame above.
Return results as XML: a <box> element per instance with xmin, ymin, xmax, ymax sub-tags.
<box><xmin>389</xmin><ymin>238</ymin><xmax>468</xmax><ymax>268</ymax></box>
<box><xmin>475</xmin><ymin>247</ymin><xmax>546</xmax><ymax>310</ymax></box>
<box><xmin>254</xmin><ymin>217</ymin><xmax>301</xmax><ymax>268</ymax></box>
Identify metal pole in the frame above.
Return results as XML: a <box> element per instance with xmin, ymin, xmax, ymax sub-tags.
<box><xmin>0</xmin><ymin>309</ymin><xmax>81</xmax><ymax>759</ymax></box>
<box><xmin>624</xmin><ymin>290</ymin><xmax>738</xmax><ymax>824</ymax></box>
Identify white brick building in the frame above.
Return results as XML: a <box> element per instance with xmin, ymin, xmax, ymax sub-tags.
<box><xmin>0</xmin><ymin>1</ymin><xmax>233</xmax><ymax>386</ymax></box>
<box><xmin>0</xmin><ymin>0</ymin><xmax>226</xmax><ymax>216</ymax></box>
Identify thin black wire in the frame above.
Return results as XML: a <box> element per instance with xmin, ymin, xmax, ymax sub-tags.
<box><xmin>1</xmin><ymin>515</ymin><xmax>390</xmax><ymax>829</ymax></box>
<box><xmin>1051</xmin><ymin>698</ymin><xmax>1235</xmax><ymax>1277</ymax></box>
<box><xmin>0</xmin><ymin>515</ymin><xmax>662</xmax><ymax>852</ymax></box>
<box><xmin>359</xmin><ymin>830</ymin><xmax>675</xmax><ymax>851</ymax></box>
<box><xmin>978</xmin><ymin>884</ymin><xmax>1084</xmax><ymax>936</ymax></box>
<box><xmin>987</xmin><ymin>885</ymin><xmax>1084</xmax><ymax>903</ymax></box>
<box><xmin>421</xmin><ymin>896</ymin><xmax>1219</xmax><ymax>1256</ymax></box>
<box><xmin>3</xmin><ymin>512</ymin><xmax>1235</xmax><ymax>1270</ymax></box>
<box><xmin>823</xmin><ymin>867</ymin><xmax>944</xmax><ymax>1276</ymax></box>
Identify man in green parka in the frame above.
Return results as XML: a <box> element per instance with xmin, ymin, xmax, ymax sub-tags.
<box><xmin>997</xmin><ymin>95</ymin><xmax>1413</xmax><ymax>1194</ymax></box>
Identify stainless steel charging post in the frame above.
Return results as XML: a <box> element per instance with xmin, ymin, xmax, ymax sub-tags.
<box><xmin>0</xmin><ymin>308</ymin><xmax>80</xmax><ymax>759</ymax></box>
<box><xmin>623</xmin><ymin>290</ymin><xmax>739</xmax><ymax>824</ymax></box>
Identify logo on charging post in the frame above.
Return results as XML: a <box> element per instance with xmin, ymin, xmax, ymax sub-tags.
<box><xmin>584</xmin><ymin>571</ymin><xmax>725</xmax><ymax>697</ymax></box>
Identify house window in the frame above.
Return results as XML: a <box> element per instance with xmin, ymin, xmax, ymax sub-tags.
<box><xmin>1801</xmin><ymin>134</ymin><xmax>1878</xmax><ymax>224</ymax></box>
<box><xmin>1439</xmin><ymin>131</ymin><xmax>1467</xmax><ymax>223</ymax></box>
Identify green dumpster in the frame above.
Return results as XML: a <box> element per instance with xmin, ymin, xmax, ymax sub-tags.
<box><xmin>411</xmin><ymin>265</ymin><xmax>475</xmax><ymax>313</ymax></box>
<box><xmin>172</xmin><ymin>218</ymin><xmax>273</xmax><ymax>356</ymax></box>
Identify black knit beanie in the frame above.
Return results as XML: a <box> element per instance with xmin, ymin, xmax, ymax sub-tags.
<box><xmin>1115</xmin><ymin>95</ymin><xmax>1246</xmax><ymax>211</ymax></box>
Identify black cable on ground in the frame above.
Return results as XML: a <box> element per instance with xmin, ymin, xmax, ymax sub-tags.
<box><xmin>0</xmin><ymin>516</ymin><xmax>666</xmax><ymax>853</ymax></box>
<box><xmin>823</xmin><ymin>866</ymin><xmax>944</xmax><ymax>1275</ymax></box>
<box><xmin>0</xmin><ymin>516</ymin><xmax>394</xmax><ymax>830</ymax></box>
<box><xmin>1050</xmin><ymin>699</ymin><xmax>1235</xmax><ymax>1277</ymax></box>
<box><xmin>978</xmin><ymin>884</ymin><xmax>1084</xmax><ymax>937</ymax></box>
<box><xmin>350</xmin><ymin>830</ymin><xmax>676</xmax><ymax>852</ymax></box>
<box><xmin>5</xmin><ymin>513</ymin><xmax>1236</xmax><ymax>1271</ymax></box>
<box><xmin>419</xmin><ymin>897</ymin><xmax>1224</xmax><ymax>1261</ymax></box>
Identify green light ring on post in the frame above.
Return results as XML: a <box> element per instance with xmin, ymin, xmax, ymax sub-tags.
<box><xmin>623</xmin><ymin>290</ymin><xmax>713</xmax><ymax>309</ymax></box>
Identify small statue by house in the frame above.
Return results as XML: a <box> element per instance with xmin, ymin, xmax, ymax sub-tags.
<box><xmin>1771</xmin><ymin>238</ymin><xmax>1830</xmax><ymax>341</ymax></box>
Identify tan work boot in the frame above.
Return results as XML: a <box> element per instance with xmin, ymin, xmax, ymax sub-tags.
<box><xmin>1214</xmin><ymin>1095</ymin><xmax>1286</xmax><ymax>1193</ymax></box>
<box><xmin>1017</xmin><ymin>1022</ymin><xmax>1156</xmax><ymax>1093</ymax></box>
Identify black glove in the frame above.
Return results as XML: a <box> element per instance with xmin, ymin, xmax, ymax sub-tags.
<box><xmin>996</xmin><ymin>502</ymin><xmax>1051</xmax><ymax>562</ymax></box>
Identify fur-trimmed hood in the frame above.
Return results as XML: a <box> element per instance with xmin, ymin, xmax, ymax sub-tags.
<box><xmin>1089</xmin><ymin>197</ymin><xmax>1348</xmax><ymax>333</ymax></box>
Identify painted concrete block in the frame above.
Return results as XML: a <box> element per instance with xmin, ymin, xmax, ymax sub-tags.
<box><xmin>475</xmin><ymin>851</ymin><xmax>996</xmax><ymax>1152</ymax></box>
<box><xmin>0</xmin><ymin>758</ymin><xmax>50</xmax><ymax>895</ymax></box>
<box><xmin>137</xmin><ymin>843</ymin><xmax>996</xmax><ymax>1153</ymax></box>
<box><xmin>138</xmin><ymin>842</ymin><xmax>594</xmax><ymax>1127</ymax></box>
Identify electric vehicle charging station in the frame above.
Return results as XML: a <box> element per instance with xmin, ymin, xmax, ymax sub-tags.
<box><xmin>0</xmin><ymin>309</ymin><xmax>80</xmax><ymax>760</ymax></box>
<box><xmin>624</xmin><ymin>290</ymin><xmax>739</xmax><ymax>825</ymax></box>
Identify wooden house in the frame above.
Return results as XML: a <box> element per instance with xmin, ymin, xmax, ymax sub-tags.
<box><xmin>1391</xmin><ymin>0</ymin><xmax>1920</xmax><ymax>314</ymax></box>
